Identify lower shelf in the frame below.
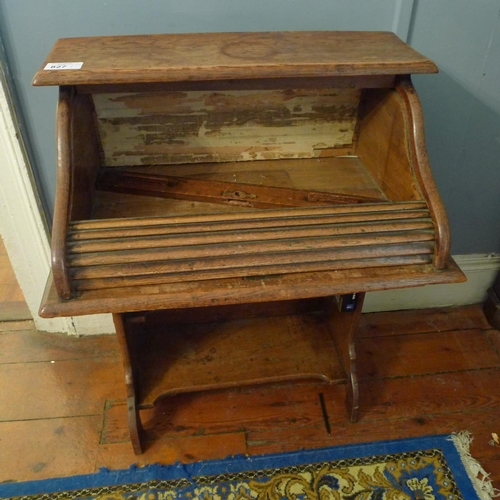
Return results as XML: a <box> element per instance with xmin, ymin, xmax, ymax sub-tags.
<box><xmin>114</xmin><ymin>293</ymin><xmax>365</xmax><ymax>455</ymax></box>
<box><xmin>125</xmin><ymin>308</ymin><xmax>346</xmax><ymax>408</ymax></box>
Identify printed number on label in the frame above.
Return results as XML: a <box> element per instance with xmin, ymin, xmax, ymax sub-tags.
<box><xmin>44</xmin><ymin>62</ymin><xmax>83</xmax><ymax>70</ymax></box>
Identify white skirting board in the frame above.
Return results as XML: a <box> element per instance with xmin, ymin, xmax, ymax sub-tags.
<box><xmin>363</xmin><ymin>254</ymin><xmax>500</xmax><ymax>313</ymax></box>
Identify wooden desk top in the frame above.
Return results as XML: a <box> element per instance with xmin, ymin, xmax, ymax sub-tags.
<box><xmin>39</xmin><ymin>259</ymin><xmax>465</xmax><ymax>318</ymax></box>
<box><xmin>33</xmin><ymin>31</ymin><xmax>437</xmax><ymax>86</ymax></box>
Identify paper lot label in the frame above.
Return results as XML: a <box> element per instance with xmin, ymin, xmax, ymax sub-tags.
<box><xmin>44</xmin><ymin>62</ymin><xmax>83</xmax><ymax>70</ymax></box>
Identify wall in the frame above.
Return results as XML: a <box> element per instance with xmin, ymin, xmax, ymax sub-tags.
<box><xmin>0</xmin><ymin>0</ymin><xmax>499</xmax><ymax>255</ymax></box>
<box><xmin>408</xmin><ymin>0</ymin><xmax>500</xmax><ymax>254</ymax></box>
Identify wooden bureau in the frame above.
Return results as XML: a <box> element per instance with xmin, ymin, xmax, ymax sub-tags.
<box><xmin>34</xmin><ymin>31</ymin><xmax>465</xmax><ymax>453</ymax></box>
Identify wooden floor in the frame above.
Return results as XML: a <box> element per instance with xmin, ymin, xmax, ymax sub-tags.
<box><xmin>0</xmin><ymin>298</ymin><xmax>499</xmax><ymax>488</ymax></box>
<box><xmin>0</xmin><ymin>237</ymin><xmax>498</xmax><ymax>487</ymax></box>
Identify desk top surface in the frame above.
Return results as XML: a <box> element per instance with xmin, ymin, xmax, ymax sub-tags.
<box><xmin>33</xmin><ymin>31</ymin><xmax>437</xmax><ymax>86</ymax></box>
<box><xmin>40</xmin><ymin>260</ymin><xmax>464</xmax><ymax>319</ymax></box>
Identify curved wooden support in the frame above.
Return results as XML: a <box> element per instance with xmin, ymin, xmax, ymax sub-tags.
<box><xmin>126</xmin><ymin>395</ymin><xmax>143</xmax><ymax>455</ymax></box>
<box><xmin>324</xmin><ymin>292</ymin><xmax>365</xmax><ymax>423</ymax></box>
<box><xmin>51</xmin><ymin>86</ymin><xmax>102</xmax><ymax>299</ymax></box>
<box><xmin>113</xmin><ymin>313</ymin><xmax>143</xmax><ymax>454</ymax></box>
<box><xmin>396</xmin><ymin>76</ymin><xmax>451</xmax><ymax>269</ymax></box>
<box><xmin>51</xmin><ymin>86</ymin><xmax>73</xmax><ymax>299</ymax></box>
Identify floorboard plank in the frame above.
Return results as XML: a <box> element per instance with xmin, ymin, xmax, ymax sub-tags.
<box><xmin>356</xmin><ymin>369</ymin><xmax>500</xmax><ymax>421</ymax></box>
<box><xmin>0</xmin><ymin>301</ymin><xmax>31</xmax><ymax>321</ymax></box>
<box><xmin>0</xmin><ymin>239</ymin><xmax>28</xmax><ymax>316</ymax></box>
<box><xmin>0</xmin><ymin>416</ymin><xmax>102</xmax><ymax>483</ymax></box>
<box><xmin>486</xmin><ymin>329</ymin><xmax>500</xmax><ymax>355</ymax></box>
<box><xmin>102</xmin><ymin>383</ymin><xmax>343</xmax><ymax>443</ymax></box>
<box><xmin>0</xmin><ymin>359</ymin><xmax>125</xmax><ymax>421</ymax></box>
<box><xmin>357</xmin><ymin>330</ymin><xmax>500</xmax><ymax>379</ymax></box>
<box><xmin>0</xmin><ymin>330</ymin><xmax>119</xmax><ymax>364</ymax></box>
<box><xmin>246</xmin><ymin>410</ymin><xmax>500</xmax><ymax>484</ymax></box>
<box><xmin>0</xmin><ymin>319</ymin><xmax>34</xmax><ymax>332</ymax></box>
<box><xmin>359</xmin><ymin>305</ymin><xmax>491</xmax><ymax>337</ymax></box>
<box><xmin>0</xmin><ymin>303</ymin><xmax>498</xmax><ymax>490</ymax></box>
<box><xmin>102</xmin><ymin>370</ymin><xmax>500</xmax><ymax>444</ymax></box>
<box><xmin>96</xmin><ymin>432</ymin><xmax>247</xmax><ymax>470</ymax></box>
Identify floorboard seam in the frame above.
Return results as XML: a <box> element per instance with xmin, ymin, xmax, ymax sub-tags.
<box><xmin>0</xmin><ymin>355</ymin><xmax>120</xmax><ymax>366</ymax></box>
<box><xmin>0</xmin><ymin>414</ymin><xmax>103</xmax><ymax>423</ymax></box>
<box><xmin>359</xmin><ymin>365</ymin><xmax>500</xmax><ymax>381</ymax></box>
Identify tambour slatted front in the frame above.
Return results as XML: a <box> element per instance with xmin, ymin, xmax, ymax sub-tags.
<box><xmin>67</xmin><ymin>202</ymin><xmax>435</xmax><ymax>290</ymax></box>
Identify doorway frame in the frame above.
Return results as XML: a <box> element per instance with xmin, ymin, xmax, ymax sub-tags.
<box><xmin>0</xmin><ymin>65</ymin><xmax>114</xmax><ymax>334</ymax></box>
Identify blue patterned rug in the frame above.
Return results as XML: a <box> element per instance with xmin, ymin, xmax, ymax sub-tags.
<box><xmin>0</xmin><ymin>433</ymin><xmax>496</xmax><ymax>499</ymax></box>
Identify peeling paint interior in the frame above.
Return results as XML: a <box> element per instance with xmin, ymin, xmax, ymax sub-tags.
<box><xmin>93</xmin><ymin>88</ymin><xmax>361</xmax><ymax>167</ymax></box>
<box><xmin>90</xmin><ymin>84</ymin><xmax>418</xmax><ymax>218</ymax></box>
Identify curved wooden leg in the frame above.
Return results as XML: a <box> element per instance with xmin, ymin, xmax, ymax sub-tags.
<box><xmin>345</xmin><ymin>371</ymin><xmax>360</xmax><ymax>423</ymax></box>
<box><xmin>324</xmin><ymin>293</ymin><xmax>365</xmax><ymax>424</ymax></box>
<box><xmin>126</xmin><ymin>395</ymin><xmax>143</xmax><ymax>455</ymax></box>
<box><xmin>113</xmin><ymin>313</ymin><xmax>143</xmax><ymax>455</ymax></box>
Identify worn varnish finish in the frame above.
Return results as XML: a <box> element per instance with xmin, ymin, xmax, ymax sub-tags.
<box><xmin>396</xmin><ymin>77</ymin><xmax>451</xmax><ymax>269</ymax></box>
<box><xmin>45</xmin><ymin>78</ymin><xmax>459</xmax><ymax>302</ymax></box>
<box><xmin>96</xmin><ymin>170</ymin><xmax>384</xmax><ymax>209</ymax></box>
<box><xmin>357</xmin><ymin>86</ymin><xmax>422</xmax><ymax>202</ymax></box>
<box><xmin>32</xmin><ymin>31</ymin><xmax>437</xmax><ymax>86</ymax></box>
<box><xmin>34</xmin><ymin>32</ymin><xmax>465</xmax><ymax>454</ymax></box>
<box><xmin>325</xmin><ymin>293</ymin><xmax>366</xmax><ymax>423</ymax></box>
<box><xmin>76</xmin><ymin>75</ymin><xmax>397</xmax><ymax>96</ymax></box>
<box><xmin>40</xmin><ymin>260</ymin><xmax>464</xmax><ymax>318</ymax></box>
<box><xmin>52</xmin><ymin>86</ymin><xmax>103</xmax><ymax>299</ymax></box>
<box><xmin>92</xmin><ymin>156</ymin><xmax>388</xmax><ymax>216</ymax></box>
<box><xmin>113</xmin><ymin>298</ymin><xmax>358</xmax><ymax>454</ymax></box>
<box><xmin>64</xmin><ymin>202</ymin><xmax>436</xmax><ymax>291</ymax></box>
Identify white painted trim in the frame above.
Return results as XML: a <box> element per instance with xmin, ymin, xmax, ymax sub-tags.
<box><xmin>0</xmin><ymin>65</ymin><xmax>114</xmax><ymax>334</ymax></box>
<box><xmin>364</xmin><ymin>254</ymin><xmax>500</xmax><ymax>313</ymax></box>
<box><xmin>392</xmin><ymin>0</ymin><xmax>416</xmax><ymax>41</ymax></box>
<box><xmin>451</xmin><ymin>253</ymin><xmax>500</xmax><ymax>272</ymax></box>
<box><xmin>71</xmin><ymin>313</ymin><xmax>115</xmax><ymax>336</ymax></box>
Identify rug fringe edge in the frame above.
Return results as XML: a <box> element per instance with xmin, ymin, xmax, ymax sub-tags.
<box><xmin>449</xmin><ymin>431</ymin><xmax>500</xmax><ymax>499</ymax></box>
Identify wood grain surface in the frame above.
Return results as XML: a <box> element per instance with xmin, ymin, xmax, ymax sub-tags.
<box><xmin>90</xmin><ymin>156</ymin><xmax>388</xmax><ymax>219</ymax></box>
<box><xmin>395</xmin><ymin>77</ymin><xmax>451</xmax><ymax>269</ymax></box>
<box><xmin>33</xmin><ymin>31</ymin><xmax>437</xmax><ymax>86</ymax></box>
<box><xmin>40</xmin><ymin>258</ymin><xmax>465</xmax><ymax>318</ymax></box>
<box><xmin>61</xmin><ymin>202</ymin><xmax>438</xmax><ymax>294</ymax></box>
<box><xmin>2</xmin><ymin>306</ymin><xmax>498</xmax><ymax>485</ymax></box>
<box><xmin>95</xmin><ymin>170</ymin><xmax>384</xmax><ymax>209</ymax></box>
<box><xmin>130</xmin><ymin>312</ymin><xmax>346</xmax><ymax>407</ymax></box>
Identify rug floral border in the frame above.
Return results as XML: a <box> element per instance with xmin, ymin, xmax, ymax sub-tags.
<box><xmin>8</xmin><ymin>448</ymin><xmax>464</xmax><ymax>500</ymax></box>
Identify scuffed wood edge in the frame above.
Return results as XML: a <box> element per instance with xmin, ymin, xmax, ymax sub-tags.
<box><xmin>325</xmin><ymin>292</ymin><xmax>366</xmax><ymax>423</ymax></box>
<box><xmin>33</xmin><ymin>31</ymin><xmax>438</xmax><ymax>87</ymax></box>
<box><xmin>34</xmin><ymin>62</ymin><xmax>437</xmax><ymax>87</ymax></box>
<box><xmin>396</xmin><ymin>76</ymin><xmax>451</xmax><ymax>269</ymax></box>
<box><xmin>75</xmin><ymin>76</ymin><xmax>396</xmax><ymax>94</ymax></box>
<box><xmin>51</xmin><ymin>86</ymin><xmax>73</xmax><ymax>299</ymax></box>
<box><xmin>113</xmin><ymin>313</ymin><xmax>143</xmax><ymax>454</ymax></box>
<box><xmin>39</xmin><ymin>260</ymin><xmax>466</xmax><ymax>318</ymax></box>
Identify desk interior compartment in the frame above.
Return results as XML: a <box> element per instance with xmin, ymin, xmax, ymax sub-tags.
<box><xmin>50</xmin><ymin>77</ymin><xmax>448</xmax><ymax>300</ymax></box>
